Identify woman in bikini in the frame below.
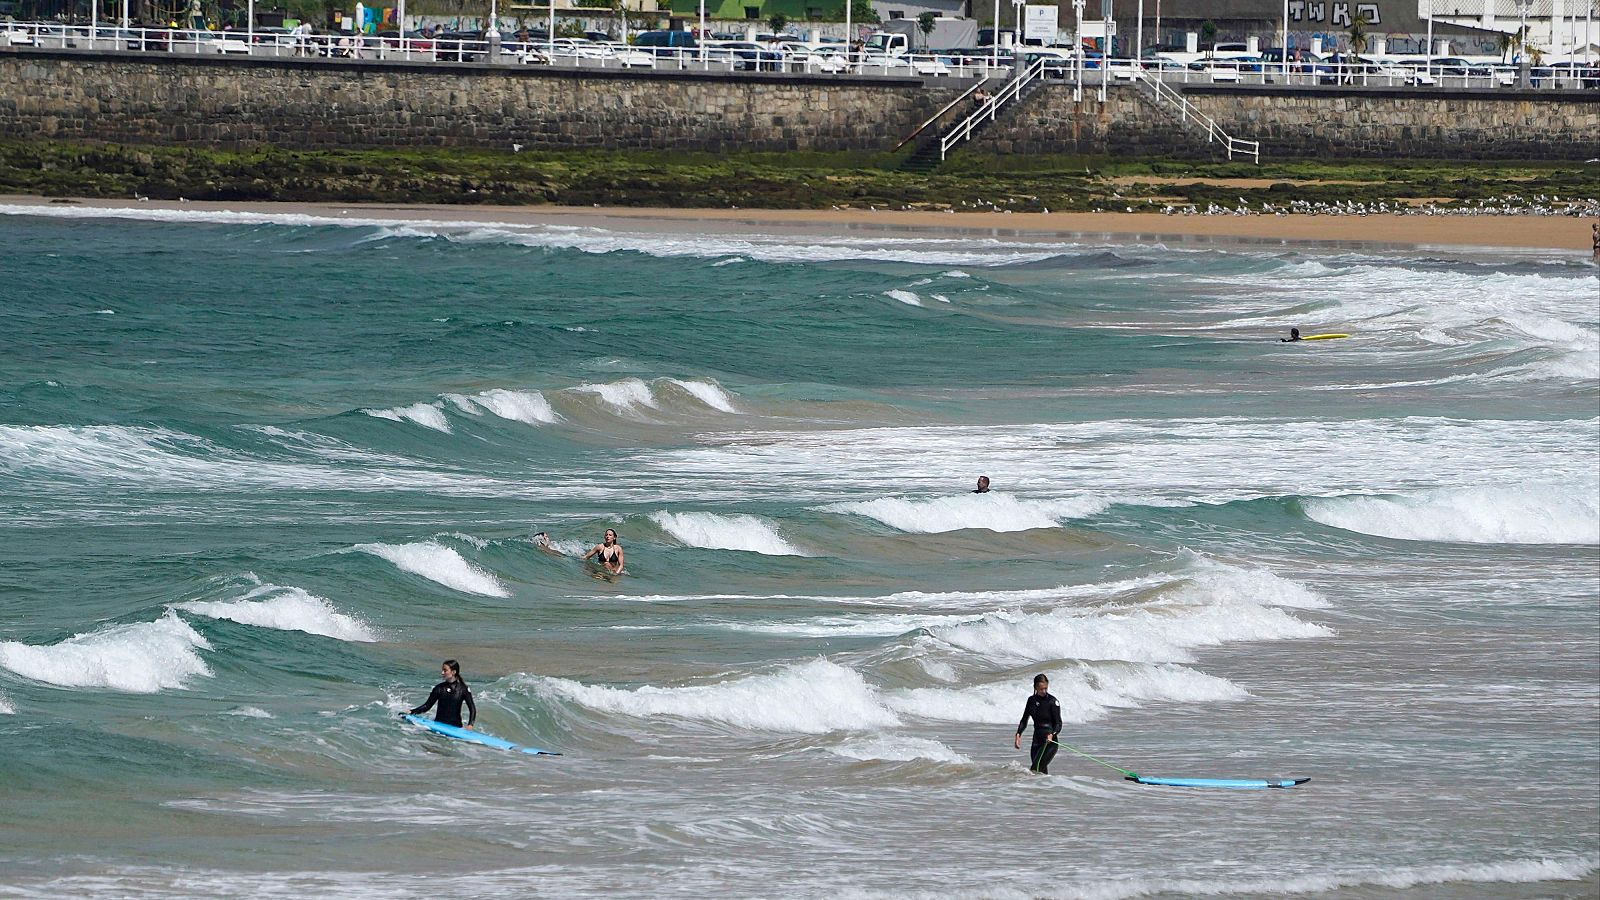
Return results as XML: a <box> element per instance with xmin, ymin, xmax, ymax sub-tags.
<box><xmin>582</xmin><ymin>528</ymin><xmax>625</xmax><ymax>576</ymax></box>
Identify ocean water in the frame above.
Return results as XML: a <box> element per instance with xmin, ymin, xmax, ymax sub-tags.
<box><xmin>0</xmin><ymin>204</ymin><xmax>1596</xmax><ymax>899</ymax></box>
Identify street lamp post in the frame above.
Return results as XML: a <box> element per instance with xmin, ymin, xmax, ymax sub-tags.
<box><xmin>698</xmin><ymin>0</ymin><xmax>706</xmax><ymax>67</ymax></box>
<box><xmin>1425</xmin><ymin>0</ymin><xmax>1433</xmax><ymax>77</ymax></box>
<box><xmin>1100</xmin><ymin>0</ymin><xmax>1111</xmax><ymax>101</ymax></box>
<box><xmin>1073</xmin><ymin>0</ymin><xmax>1084</xmax><ymax>99</ymax></box>
<box><xmin>1013</xmin><ymin>0</ymin><xmax>1024</xmax><ymax>51</ymax></box>
<box><xmin>990</xmin><ymin>0</ymin><xmax>999</xmax><ymax>67</ymax></box>
<box><xmin>1282</xmin><ymin>0</ymin><xmax>1289</xmax><ymax>78</ymax></box>
<box><xmin>1135</xmin><ymin>0</ymin><xmax>1142</xmax><ymax>63</ymax></box>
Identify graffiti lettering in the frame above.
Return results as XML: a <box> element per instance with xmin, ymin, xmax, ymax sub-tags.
<box><xmin>1355</xmin><ymin>2</ymin><xmax>1380</xmax><ymax>23</ymax></box>
<box><xmin>1331</xmin><ymin>1</ymin><xmax>1350</xmax><ymax>26</ymax></box>
<box><xmin>1308</xmin><ymin>2</ymin><xmax>1326</xmax><ymax>22</ymax></box>
<box><xmin>1288</xmin><ymin>0</ymin><xmax>1305</xmax><ymax>20</ymax></box>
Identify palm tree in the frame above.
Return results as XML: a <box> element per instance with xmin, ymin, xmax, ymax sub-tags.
<box><xmin>1497</xmin><ymin>30</ymin><xmax>1513</xmax><ymax>63</ymax></box>
<box><xmin>1347</xmin><ymin>12</ymin><xmax>1369</xmax><ymax>57</ymax></box>
<box><xmin>917</xmin><ymin>11</ymin><xmax>936</xmax><ymax>49</ymax></box>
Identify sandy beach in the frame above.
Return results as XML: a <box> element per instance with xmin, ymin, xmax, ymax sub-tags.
<box><xmin>4</xmin><ymin>195</ymin><xmax>1596</xmax><ymax>253</ymax></box>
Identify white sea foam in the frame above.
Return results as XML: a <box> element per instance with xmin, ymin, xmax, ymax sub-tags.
<box><xmin>649</xmin><ymin>511</ymin><xmax>808</xmax><ymax>556</ymax></box>
<box><xmin>927</xmin><ymin>566</ymin><xmax>1330</xmax><ymax>666</ymax></box>
<box><xmin>454</xmin><ymin>388</ymin><xmax>561</xmax><ymax>425</ymax></box>
<box><xmin>573</xmin><ymin>378</ymin><xmax>659</xmax><ymax>412</ymax></box>
<box><xmin>1306</xmin><ymin>484</ymin><xmax>1600</xmax><ymax>545</ymax></box>
<box><xmin>0</xmin><ymin>693</ymin><xmax>13</xmax><ymax>714</ymax></box>
<box><xmin>523</xmin><ymin>659</ymin><xmax>901</xmax><ymax>733</ymax></box>
<box><xmin>354</xmin><ymin>541</ymin><xmax>509</xmax><ymax>597</ymax></box>
<box><xmin>0</xmin><ymin>204</ymin><xmax>1074</xmax><ymax>266</ymax></box>
<box><xmin>663</xmin><ymin>378</ymin><xmax>738</xmax><ymax>413</ymax></box>
<box><xmin>362</xmin><ymin>402</ymin><xmax>452</xmax><ymax>433</ymax></box>
<box><xmin>831</xmin><ymin>493</ymin><xmax>1109</xmax><ymax>533</ymax></box>
<box><xmin>884</xmin><ymin>289</ymin><xmax>924</xmax><ymax>307</ymax></box>
<box><xmin>884</xmin><ymin>663</ymin><xmax>1246</xmax><ymax>724</ymax></box>
<box><xmin>225</xmin><ymin>706</ymin><xmax>274</xmax><ymax>718</ymax></box>
<box><xmin>0</xmin><ymin>611</ymin><xmax>211</xmax><ymax>693</ymax></box>
<box><xmin>1059</xmin><ymin>856</ymin><xmax>1600</xmax><ymax>900</ymax></box>
<box><xmin>523</xmin><ymin>657</ymin><xmax>1241</xmax><ymax>735</ymax></box>
<box><xmin>178</xmin><ymin>584</ymin><xmax>378</xmax><ymax>642</ymax></box>
<box><xmin>710</xmin><ymin>612</ymin><xmax>988</xmax><ymax>638</ymax></box>
<box><xmin>826</xmin><ymin>735</ymin><xmax>970</xmax><ymax>763</ymax></box>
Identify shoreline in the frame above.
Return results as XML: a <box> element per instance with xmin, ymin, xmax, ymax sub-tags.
<box><xmin>3</xmin><ymin>194</ymin><xmax>1596</xmax><ymax>253</ymax></box>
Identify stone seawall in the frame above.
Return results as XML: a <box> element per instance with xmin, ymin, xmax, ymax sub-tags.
<box><xmin>971</xmin><ymin>83</ymin><xmax>1600</xmax><ymax>160</ymax></box>
<box><xmin>0</xmin><ymin>50</ymin><xmax>965</xmax><ymax>151</ymax></box>
<box><xmin>1</xmin><ymin>49</ymin><xmax>1596</xmax><ymax>159</ymax></box>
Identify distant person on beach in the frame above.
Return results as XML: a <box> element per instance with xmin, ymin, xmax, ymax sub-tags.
<box><xmin>582</xmin><ymin>529</ymin><xmax>625</xmax><ymax>576</ymax></box>
<box><xmin>403</xmin><ymin>659</ymin><xmax>476</xmax><ymax>729</ymax></box>
<box><xmin>1014</xmin><ymin>673</ymin><xmax>1062</xmax><ymax>774</ymax></box>
<box><xmin>973</xmin><ymin>475</ymin><xmax>991</xmax><ymax>493</ymax></box>
<box><xmin>1280</xmin><ymin>328</ymin><xmax>1302</xmax><ymax>342</ymax></box>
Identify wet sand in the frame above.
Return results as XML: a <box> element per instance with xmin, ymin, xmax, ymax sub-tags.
<box><xmin>3</xmin><ymin>195</ymin><xmax>1595</xmax><ymax>252</ymax></box>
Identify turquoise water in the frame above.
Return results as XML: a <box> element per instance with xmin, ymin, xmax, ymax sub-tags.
<box><xmin>1</xmin><ymin>205</ymin><xmax>1597</xmax><ymax>898</ymax></box>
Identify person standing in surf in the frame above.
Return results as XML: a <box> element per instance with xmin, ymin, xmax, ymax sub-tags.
<box><xmin>583</xmin><ymin>529</ymin><xmax>625</xmax><ymax>576</ymax></box>
<box><xmin>403</xmin><ymin>659</ymin><xmax>477</xmax><ymax>730</ymax></box>
<box><xmin>1014</xmin><ymin>673</ymin><xmax>1062</xmax><ymax>774</ymax></box>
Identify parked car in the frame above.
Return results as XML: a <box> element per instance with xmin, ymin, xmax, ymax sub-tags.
<box><xmin>433</xmin><ymin>31</ymin><xmax>485</xmax><ymax>62</ymax></box>
<box><xmin>634</xmin><ymin>29</ymin><xmax>697</xmax><ymax>56</ymax></box>
<box><xmin>711</xmin><ymin>40</ymin><xmax>784</xmax><ymax>71</ymax></box>
<box><xmin>377</xmin><ymin>29</ymin><xmax>434</xmax><ymax>53</ymax></box>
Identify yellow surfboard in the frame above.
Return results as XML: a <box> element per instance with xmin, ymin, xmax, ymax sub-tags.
<box><xmin>1301</xmin><ymin>333</ymin><xmax>1350</xmax><ymax>341</ymax></box>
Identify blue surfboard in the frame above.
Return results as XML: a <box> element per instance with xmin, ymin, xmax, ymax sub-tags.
<box><xmin>402</xmin><ymin>714</ymin><xmax>561</xmax><ymax>756</ymax></box>
<box><xmin>1128</xmin><ymin>774</ymin><xmax>1308</xmax><ymax>789</ymax></box>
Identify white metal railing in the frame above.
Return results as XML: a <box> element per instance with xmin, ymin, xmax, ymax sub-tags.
<box><xmin>939</xmin><ymin>58</ymin><xmax>1047</xmax><ymax>161</ymax></box>
<box><xmin>894</xmin><ymin>77</ymin><xmax>995</xmax><ymax>151</ymax></box>
<box><xmin>3</xmin><ymin>22</ymin><xmax>1595</xmax><ymax>91</ymax></box>
<box><xmin>1132</xmin><ymin>68</ymin><xmax>1261</xmax><ymax>163</ymax></box>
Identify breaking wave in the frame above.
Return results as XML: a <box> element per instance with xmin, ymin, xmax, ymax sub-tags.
<box><xmin>1305</xmin><ymin>484</ymin><xmax>1600</xmax><ymax>545</ymax></box>
<box><xmin>354</xmin><ymin>541</ymin><xmax>509</xmax><ymax>597</ymax></box>
<box><xmin>831</xmin><ymin>493</ymin><xmax>1109</xmax><ymax>533</ymax></box>
<box><xmin>178</xmin><ymin>583</ymin><xmax>378</xmax><ymax>642</ymax></box>
<box><xmin>649</xmin><ymin>511</ymin><xmax>808</xmax><ymax>556</ymax></box>
<box><xmin>0</xmin><ymin>611</ymin><xmax>211</xmax><ymax>693</ymax></box>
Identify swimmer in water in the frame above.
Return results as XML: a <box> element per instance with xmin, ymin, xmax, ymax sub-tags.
<box><xmin>973</xmin><ymin>475</ymin><xmax>991</xmax><ymax>494</ymax></box>
<box><xmin>403</xmin><ymin>659</ymin><xmax>476</xmax><ymax>729</ymax></box>
<box><xmin>1280</xmin><ymin>328</ymin><xmax>1302</xmax><ymax>342</ymax></box>
<box><xmin>582</xmin><ymin>529</ymin><xmax>624</xmax><ymax>576</ymax></box>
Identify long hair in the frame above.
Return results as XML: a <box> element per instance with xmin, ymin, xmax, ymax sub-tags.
<box><xmin>443</xmin><ymin>659</ymin><xmax>468</xmax><ymax>693</ymax></box>
<box><xmin>1032</xmin><ymin>673</ymin><xmax>1049</xmax><ymax>688</ymax></box>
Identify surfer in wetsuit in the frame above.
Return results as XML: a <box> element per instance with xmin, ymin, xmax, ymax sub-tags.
<box><xmin>1014</xmin><ymin>673</ymin><xmax>1062</xmax><ymax>774</ymax></box>
<box><xmin>404</xmin><ymin>659</ymin><xmax>477</xmax><ymax>729</ymax></box>
<box><xmin>582</xmin><ymin>529</ymin><xmax>624</xmax><ymax>576</ymax></box>
<box><xmin>973</xmin><ymin>475</ymin><xmax>991</xmax><ymax>494</ymax></box>
<box><xmin>1280</xmin><ymin>328</ymin><xmax>1302</xmax><ymax>342</ymax></box>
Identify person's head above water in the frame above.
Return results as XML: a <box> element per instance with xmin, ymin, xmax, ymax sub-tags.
<box><xmin>974</xmin><ymin>476</ymin><xmax>991</xmax><ymax>493</ymax></box>
<box><xmin>603</xmin><ymin>529</ymin><xmax>618</xmax><ymax>545</ymax></box>
<box><xmin>441</xmin><ymin>659</ymin><xmax>461</xmax><ymax>683</ymax></box>
<box><xmin>1032</xmin><ymin>673</ymin><xmax>1049</xmax><ymax>694</ymax></box>
<box><xmin>1289</xmin><ymin>328</ymin><xmax>1301</xmax><ymax>339</ymax></box>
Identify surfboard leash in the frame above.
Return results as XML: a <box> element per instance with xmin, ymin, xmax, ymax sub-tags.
<box><xmin>1050</xmin><ymin>737</ymin><xmax>1140</xmax><ymax>779</ymax></box>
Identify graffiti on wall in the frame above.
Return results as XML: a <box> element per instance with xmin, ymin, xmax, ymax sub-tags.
<box><xmin>1287</xmin><ymin>1</ymin><xmax>1382</xmax><ymax>25</ymax></box>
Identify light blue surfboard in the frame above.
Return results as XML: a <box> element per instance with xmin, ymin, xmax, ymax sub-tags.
<box><xmin>1128</xmin><ymin>774</ymin><xmax>1308</xmax><ymax>789</ymax></box>
<box><xmin>402</xmin><ymin>714</ymin><xmax>561</xmax><ymax>756</ymax></box>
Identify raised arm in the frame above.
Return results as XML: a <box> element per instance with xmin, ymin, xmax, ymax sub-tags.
<box><xmin>409</xmin><ymin>684</ymin><xmax>441</xmax><ymax>716</ymax></box>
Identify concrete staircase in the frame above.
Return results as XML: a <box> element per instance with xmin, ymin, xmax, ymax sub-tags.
<box><xmin>896</xmin><ymin>60</ymin><xmax>1049</xmax><ymax>172</ymax></box>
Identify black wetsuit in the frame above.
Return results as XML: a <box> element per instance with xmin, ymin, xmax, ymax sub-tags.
<box><xmin>1017</xmin><ymin>692</ymin><xmax>1063</xmax><ymax>774</ymax></box>
<box><xmin>410</xmin><ymin>680</ymin><xmax>476</xmax><ymax>728</ymax></box>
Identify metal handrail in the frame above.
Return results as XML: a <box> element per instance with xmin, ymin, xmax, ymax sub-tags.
<box><xmin>938</xmin><ymin>58</ymin><xmax>1046</xmax><ymax>161</ymax></box>
<box><xmin>894</xmin><ymin>76</ymin><xmax>994</xmax><ymax>151</ymax></box>
<box><xmin>1134</xmin><ymin>68</ymin><xmax>1261</xmax><ymax>163</ymax></box>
